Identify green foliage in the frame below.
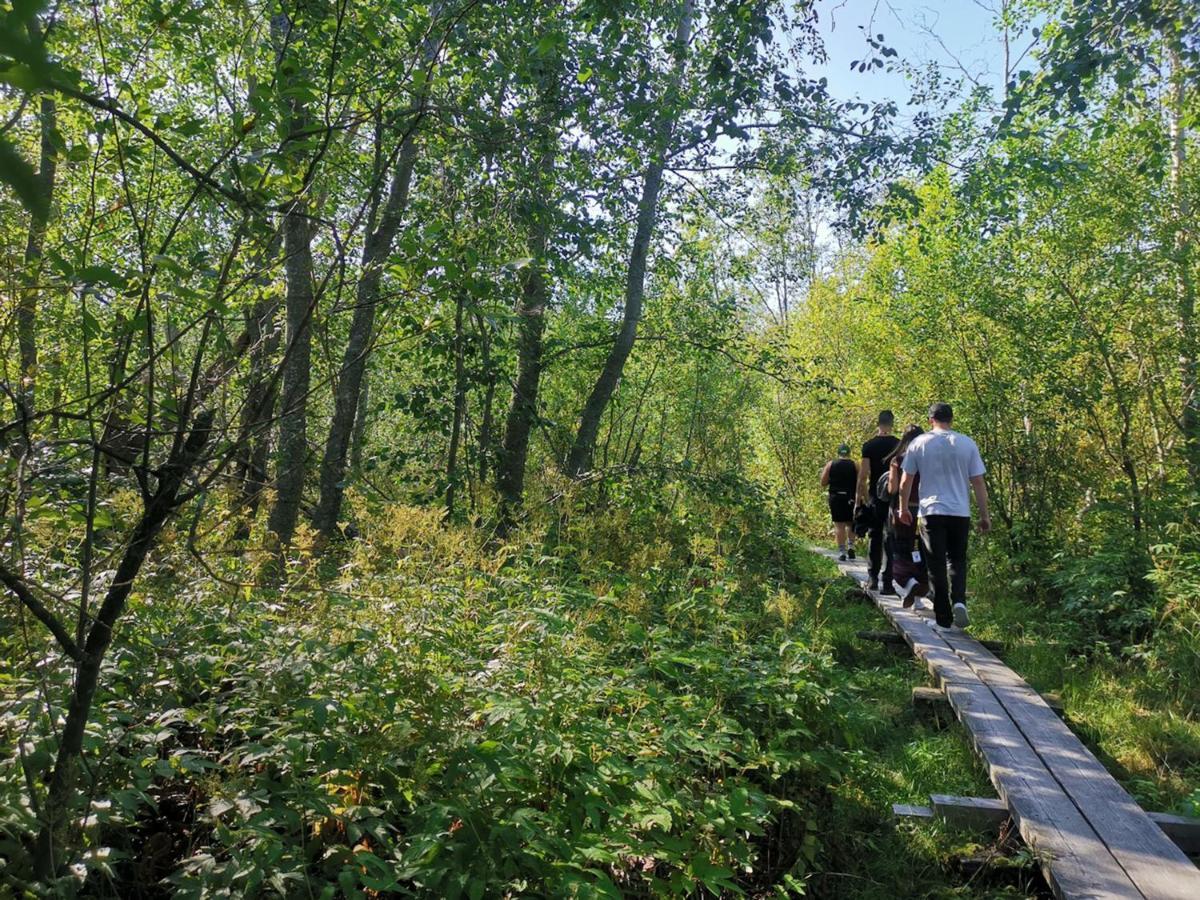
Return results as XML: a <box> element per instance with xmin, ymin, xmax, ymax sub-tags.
<box><xmin>2</xmin><ymin>483</ymin><xmax>862</xmax><ymax>895</ymax></box>
<box><xmin>1</xmin><ymin>0</ymin><xmax>1198</xmax><ymax>893</ymax></box>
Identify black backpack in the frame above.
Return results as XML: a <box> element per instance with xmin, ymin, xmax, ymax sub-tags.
<box><xmin>875</xmin><ymin>470</ymin><xmax>893</xmax><ymax>504</ymax></box>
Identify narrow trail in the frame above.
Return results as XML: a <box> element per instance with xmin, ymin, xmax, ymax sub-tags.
<box><xmin>819</xmin><ymin>548</ymin><xmax>1200</xmax><ymax>900</ymax></box>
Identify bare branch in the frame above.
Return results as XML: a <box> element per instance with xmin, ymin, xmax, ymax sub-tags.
<box><xmin>0</xmin><ymin>562</ymin><xmax>84</xmax><ymax>662</ymax></box>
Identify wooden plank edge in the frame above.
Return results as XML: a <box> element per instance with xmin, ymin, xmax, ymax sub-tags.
<box><xmin>1149</xmin><ymin>812</ymin><xmax>1200</xmax><ymax>856</ymax></box>
<box><xmin>898</xmin><ymin>796</ymin><xmax>1199</xmax><ymax>856</ymax></box>
<box><xmin>931</xmin><ymin>794</ymin><xmax>1010</xmax><ymax>830</ymax></box>
<box><xmin>893</xmin><ymin>803</ymin><xmax>934</xmax><ymax>820</ymax></box>
<box><xmin>913</xmin><ymin>685</ymin><xmax>1064</xmax><ymax>716</ymax></box>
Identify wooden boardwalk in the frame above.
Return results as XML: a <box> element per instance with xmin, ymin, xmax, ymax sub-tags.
<box><xmin>821</xmin><ymin>549</ymin><xmax>1200</xmax><ymax>899</ymax></box>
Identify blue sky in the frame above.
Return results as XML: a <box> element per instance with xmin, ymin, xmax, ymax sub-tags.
<box><xmin>806</xmin><ymin>0</ymin><xmax>1040</xmax><ymax>111</ymax></box>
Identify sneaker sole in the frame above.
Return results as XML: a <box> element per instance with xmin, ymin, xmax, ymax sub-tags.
<box><xmin>953</xmin><ymin>603</ymin><xmax>969</xmax><ymax>628</ymax></box>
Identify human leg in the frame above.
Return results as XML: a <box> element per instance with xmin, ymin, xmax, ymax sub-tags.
<box><xmin>946</xmin><ymin>516</ymin><xmax>970</xmax><ymax>625</ymax></box>
<box><xmin>920</xmin><ymin>516</ymin><xmax>952</xmax><ymax>627</ymax></box>
<box><xmin>879</xmin><ymin>500</ymin><xmax>895</xmax><ymax>590</ymax></box>
<box><xmin>868</xmin><ymin>508</ymin><xmax>884</xmax><ymax>580</ymax></box>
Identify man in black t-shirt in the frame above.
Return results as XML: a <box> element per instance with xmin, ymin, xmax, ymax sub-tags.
<box><xmin>858</xmin><ymin>410</ymin><xmax>900</xmax><ymax>592</ymax></box>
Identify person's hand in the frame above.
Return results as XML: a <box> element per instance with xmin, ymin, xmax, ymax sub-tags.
<box><xmin>977</xmin><ymin>514</ymin><xmax>992</xmax><ymax>535</ymax></box>
<box><xmin>897</xmin><ymin>507</ymin><xmax>913</xmax><ymax>526</ymax></box>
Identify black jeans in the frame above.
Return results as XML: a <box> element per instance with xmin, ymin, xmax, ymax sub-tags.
<box><xmin>868</xmin><ymin>498</ymin><xmax>893</xmax><ymax>584</ymax></box>
<box><xmin>919</xmin><ymin>515</ymin><xmax>970</xmax><ymax>627</ymax></box>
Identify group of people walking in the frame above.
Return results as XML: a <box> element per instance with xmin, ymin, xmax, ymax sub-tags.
<box><xmin>821</xmin><ymin>404</ymin><xmax>991</xmax><ymax>632</ymax></box>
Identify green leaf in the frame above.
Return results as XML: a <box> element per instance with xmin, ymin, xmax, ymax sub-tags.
<box><xmin>0</xmin><ymin>61</ymin><xmax>41</xmax><ymax>90</ymax></box>
<box><xmin>0</xmin><ymin>137</ymin><xmax>47</xmax><ymax>220</ymax></box>
<box><xmin>79</xmin><ymin>264</ymin><xmax>124</xmax><ymax>286</ymax></box>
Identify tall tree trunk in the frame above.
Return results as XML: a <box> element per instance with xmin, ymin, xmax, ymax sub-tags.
<box><xmin>350</xmin><ymin>376</ymin><xmax>370</xmax><ymax>471</ymax></box>
<box><xmin>564</xmin><ymin>0</ymin><xmax>694</xmax><ymax>477</ymax></box>
<box><xmin>1168</xmin><ymin>44</ymin><xmax>1198</xmax><ymax>480</ymax></box>
<box><xmin>312</xmin><ymin>136</ymin><xmax>418</xmax><ymax>535</ymax></box>
<box><xmin>267</xmin><ymin>200</ymin><xmax>315</xmax><ymax>544</ymax></box>
<box><xmin>313</xmin><ymin>14</ymin><xmax>441</xmax><ymax>536</ymax></box>
<box><xmin>267</xmin><ymin>11</ymin><xmax>316</xmax><ymax>545</ymax></box>
<box><xmin>475</xmin><ymin>311</ymin><xmax>496</xmax><ymax>486</ymax></box>
<box><xmin>495</xmin><ymin>201</ymin><xmax>551</xmax><ymax>515</ymax></box>
<box><xmin>446</xmin><ymin>292</ymin><xmax>467</xmax><ymax>520</ymax></box>
<box><xmin>16</xmin><ymin>51</ymin><xmax>58</xmax><ymax>417</ymax></box>
<box><xmin>493</xmin><ymin>57</ymin><xmax>562</xmax><ymax>517</ymax></box>
<box><xmin>234</xmin><ymin>297</ymin><xmax>281</xmax><ymax>535</ymax></box>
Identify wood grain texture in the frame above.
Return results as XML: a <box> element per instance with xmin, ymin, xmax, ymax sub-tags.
<box><xmin>819</xmin><ymin>548</ymin><xmax>1200</xmax><ymax>898</ymax></box>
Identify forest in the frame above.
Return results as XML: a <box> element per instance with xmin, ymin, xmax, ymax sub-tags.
<box><xmin>0</xmin><ymin>0</ymin><xmax>1197</xmax><ymax>896</ymax></box>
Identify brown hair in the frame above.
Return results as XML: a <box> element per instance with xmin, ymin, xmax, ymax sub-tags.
<box><xmin>886</xmin><ymin>424</ymin><xmax>924</xmax><ymax>464</ymax></box>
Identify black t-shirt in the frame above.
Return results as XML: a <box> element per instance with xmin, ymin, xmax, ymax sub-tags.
<box><xmin>862</xmin><ymin>434</ymin><xmax>900</xmax><ymax>496</ymax></box>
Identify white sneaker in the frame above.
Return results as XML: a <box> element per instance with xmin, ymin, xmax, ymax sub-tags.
<box><xmin>932</xmin><ymin>622</ymin><xmax>954</xmax><ymax>633</ymax></box>
<box><xmin>953</xmin><ymin>603</ymin><xmax>969</xmax><ymax>628</ymax></box>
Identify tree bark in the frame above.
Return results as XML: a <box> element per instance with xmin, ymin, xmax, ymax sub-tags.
<box><xmin>267</xmin><ymin>11</ymin><xmax>317</xmax><ymax>545</ymax></box>
<box><xmin>313</xmin><ymin>14</ymin><xmax>441</xmax><ymax>536</ymax></box>
<box><xmin>16</xmin><ymin>75</ymin><xmax>58</xmax><ymax>417</ymax></box>
<box><xmin>312</xmin><ymin>135</ymin><xmax>418</xmax><ymax>535</ymax></box>
<box><xmin>234</xmin><ymin>295</ymin><xmax>281</xmax><ymax>531</ymax></box>
<box><xmin>33</xmin><ymin>411</ymin><xmax>213</xmax><ymax>878</ymax></box>
<box><xmin>267</xmin><ymin>195</ymin><xmax>316</xmax><ymax>544</ymax></box>
<box><xmin>495</xmin><ymin>201</ymin><xmax>551</xmax><ymax>515</ymax></box>
<box><xmin>1168</xmin><ymin>44</ymin><xmax>1197</xmax><ymax>480</ymax></box>
<box><xmin>446</xmin><ymin>292</ymin><xmax>467</xmax><ymax>520</ymax></box>
<box><xmin>564</xmin><ymin>0</ymin><xmax>694</xmax><ymax>478</ymax></box>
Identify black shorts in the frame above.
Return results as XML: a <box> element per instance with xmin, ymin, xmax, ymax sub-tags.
<box><xmin>828</xmin><ymin>492</ymin><xmax>854</xmax><ymax>524</ymax></box>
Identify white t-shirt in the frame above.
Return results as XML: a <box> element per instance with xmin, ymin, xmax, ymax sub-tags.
<box><xmin>901</xmin><ymin>428</ymin><xmax>985</xmax><ymax>518</ymax></box>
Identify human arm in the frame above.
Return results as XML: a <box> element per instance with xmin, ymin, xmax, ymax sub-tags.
<box><xmin>888</xmin><ymin>459</ymin><xmax>900</xmax><ymax>496</ymax></box>
<box><xmin>968</xmin><ymin>441</ymin><xmax>989</xmax><ymax>533</ymax></box>
<box><xmin>857</xmin><ymin>454</ymin><xmax>870</xmax><ymax>502</ymax></box>
<box><xmin>897</xmin><ymin>470</ymin><xmax>915</xmax><ymax>524</ymax></box>
<box><xmin>819</xmin><ymin>461</ymin><xmax>831</xmax><ymax>487</ymax></box>
<box><xmin>970</xmin><ymin>474</ymin><xmax>991</xmax><ymax>533</ymax></box>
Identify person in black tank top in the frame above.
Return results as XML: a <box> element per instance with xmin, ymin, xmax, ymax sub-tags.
<box><xmin>858</xmin><ymin>410</ymin><xmax>900</xmax><ymax>591</ymax></box>
<box><xmin>820</xmin><ymin>444</ymin><xmax>858</xmax><ymax>560</ymax></box>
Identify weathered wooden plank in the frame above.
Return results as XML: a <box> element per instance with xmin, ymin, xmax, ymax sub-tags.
<box><xmin>943</xmin><ymin>681</ymin><xmax>1144</xmax><ymax>899</ymax></box>
<box><xmin>1149</xmin><ymin>812</ymin><xmax>1200</xmax><ymax>856</ymax></box>
<box><xmin>931</xmin><ymin>794</ymin><xmax>1010</xmax><ymax>830</ymax></box>
<box><xmin>914</xmin><ymin>684</ymin><xmax>1064</xmax><ymax>716</ymax></box>
<box><xmin>892</xmin><ymin>801</ymin><xmax>1200</xmax><ymax>854</ymax></box>
<box><xmin>992</xmin><ymin>684</ymin><xmax>1200</xmax><ymax>899</ymax></box>
<box><xmin>818</xmin><ymin>548</ymin><xmax>1197</xmax><ymax>898</ymax></box>
<box><xmin>877</xmin><ymin>604</ymin><xmax>980</xmax><ymax>685</ymax></box>
<box><xmin>902</xmin><ymin>795</ymin><xmax>1200</xmax><ymax>856</ymax></box>
<box><xmin>912</xmin><ymin>685</ymin><xmax>947</xmax><ymax>705</ymax></box>
<box><xmin>893</xmin><ymin>802</ymin><xmax>935</xmax><ymax>820</ymax></box>
<box><xmin>947</xmin><ymin>630</ymin><xmax>1200</xmax><ymax>893</ymax></box>
<box><xmin>858</xmin><ymin>628</ymin><xmax>907</xmax><ymax>645</ymax></box>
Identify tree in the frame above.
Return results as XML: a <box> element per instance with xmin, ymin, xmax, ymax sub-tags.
<box><xmin>563</xmin><ymin>0</ymin><xmax>695</xmax><ymax>478</ymax></box>
<box><xmin>313</xmin><ymin>4</ymin><xmax>446</xmax><ymax>537</ymax></box>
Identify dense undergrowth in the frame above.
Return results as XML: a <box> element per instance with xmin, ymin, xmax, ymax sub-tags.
<box><xmin>3</xmin><ymin>475</ymin><xmax>1057</xmax><ymax>898</ymax></box>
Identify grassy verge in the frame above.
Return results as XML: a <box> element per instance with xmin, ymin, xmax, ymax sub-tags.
<box><xmin>969</xmin><ymin>589</ymin><xmax>1200</xmax><ymax>817</ymax></box>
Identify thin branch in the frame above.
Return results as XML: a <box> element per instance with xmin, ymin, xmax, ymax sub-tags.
<box><xmin>0</xmin><ymin>562</ymin><xmax>84</xmax><ymax>662</ymax></box>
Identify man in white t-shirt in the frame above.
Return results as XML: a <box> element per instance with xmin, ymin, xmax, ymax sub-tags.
<box><xmin>897</xmin><ymin>403</ymin><xmax>991</xmax><ymax>631</ymax></box>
